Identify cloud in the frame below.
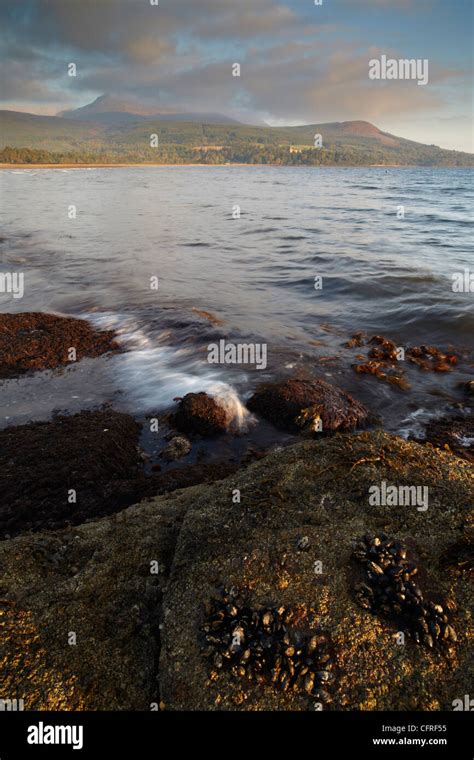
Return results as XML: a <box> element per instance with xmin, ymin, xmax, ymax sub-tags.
<box><xmin>0</xmin><ymin>0</ymin><xmax>471</xmax><ymax>150</ymax></box>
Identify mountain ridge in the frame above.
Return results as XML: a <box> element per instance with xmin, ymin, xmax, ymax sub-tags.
<box><xmin>0</xmin><ymin>109</ymin><xmax>471</xmax><ymax>166</ymax></box>
<box><xmin>58</xmin><ymin>95</ymin><xmax>242</xmax><ymax>125</ymax></box>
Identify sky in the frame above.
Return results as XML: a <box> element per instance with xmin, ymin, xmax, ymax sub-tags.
<box><xmin>0</xmin><ymin>0</ymin><xmax>473</xmax><ymax>152</ymax></box>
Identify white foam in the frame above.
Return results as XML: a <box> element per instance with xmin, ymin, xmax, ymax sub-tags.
<box><xmin>87</xmin><ymin>312</ymin><xmax>252</xmax><ymax>429</ymax></box>
<box><xmin>453</xmin><ymin>433</ymin><xmax>474</xmax><ymax>447</ymax></box>
<box><xmin>397</xmin><ymin>407</ymin><xmax>438</xmax><ymax>439</ymax></box>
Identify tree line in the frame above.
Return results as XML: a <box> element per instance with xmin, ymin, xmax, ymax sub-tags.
<box><xmin>1</xmin><ymin>144</ymin><xmax>471</xmax><ymax>167</ymax></box>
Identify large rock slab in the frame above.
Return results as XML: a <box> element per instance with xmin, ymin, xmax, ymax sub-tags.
<box><xmin>0</xmin><ymin>487</ymin><xmax>192</xmax><ymax>710</ymax></box>
<box><xmin>0</xmin><ymin>432</ymin><xmax>472</xmax><ymax>711</ymax></box>
<box><xmin>159</xmin><ymin>431</ymin><xmax>473</xmax><ymax>710</ymax></box>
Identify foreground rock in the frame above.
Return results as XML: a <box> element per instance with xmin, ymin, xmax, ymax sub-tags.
<box><xmin>0</xmin><ymin>431</ymin><xmax>471</xmax><ymax>710</ymax></box>
<box><xmin>0</xmin><ymin>489</ymin><xmax>191</xmax><ymax>709</ymax></box>
<box><xmin>247</xmin><ymin>378</ymin><xmax>368</xmax><ymax>433</ymax></box>
<box><xmin>160</xmin><ymin>431</ymin><xmax>473</xmax><ymax>710</ymax></box>
<box><xmin>172</xmin><ymin>392</ymin><xmax>229</xmax><ymax>436</ymax></box>
<box><xmin>0</xmin><ymin>312</ymin><xmax>120</xmax><ymax>378</ymax></box>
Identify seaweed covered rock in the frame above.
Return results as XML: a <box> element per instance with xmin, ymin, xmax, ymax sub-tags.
<box><xmin>0</xmin><ymin>411</ymin><xmax>236</xmax><ymax>538</ymax></box>
<box><xmin>0</xmin><ymin>312</ymin><xmax>119</xmax><ymax>378</ymax></box>
<box><xmin>172</xmin><ymin>392</ymin><xmax>229</xmax><ymax>436</ymax></box>
<box><xmin>247</xmin><ymin>378</ymin><xmax>368</xmax><ymax>433</ymax></box>
<box><xmin>0</xmin><ymin>410</ymin><xmax>143</xmax><ymax>538</ymax></box>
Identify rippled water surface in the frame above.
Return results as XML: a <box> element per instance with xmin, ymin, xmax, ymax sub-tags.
<box><xmin>0</xmin><ymin>166</ymin><xmax>472</xmax><ymax>443</ymax></box>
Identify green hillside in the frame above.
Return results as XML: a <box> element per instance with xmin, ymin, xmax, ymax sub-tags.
<box><xmin>0</xmin><ymin>111</ymin><xmax>107</xmax><ymax>151</ymax></box>
<box><xmin>0</xmin><ymin>110</ymin><xmax>472</xmax><ymax>166</ymax></box>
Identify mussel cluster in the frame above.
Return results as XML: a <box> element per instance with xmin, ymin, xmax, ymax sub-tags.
<box><xmin>200</xmin><ymin>588</ymin><xmax>334</xmax><ymax>703</ymax></box>
<box><xmin>353</xmin><ymin>533</ymin><xmax>457</xmax><ymax>648</ymax></box>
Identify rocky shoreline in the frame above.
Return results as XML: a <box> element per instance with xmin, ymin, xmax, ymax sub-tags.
<box><xmin>0</xmin><ymin>312</ymin><xmax>472</xmax><ymax>711</ymax></box>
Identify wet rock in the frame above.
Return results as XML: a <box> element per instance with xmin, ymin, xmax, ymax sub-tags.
<box><xmin>0</xmin><ymin>312</ymin><xmax>120</xmax><ymax>378</ymax></box>
<box><xmin>369</xmin><ymin>335</ymin><xmax>399</xmax><ymax>361</ymax></box>
<box><xmin>419</xmin><ymin>414</ymin><xmax>474</xmax><ymax>464</ymax></box>
<box><xmin>246</xmin><ymin>378</ymin><xmax>368</xmax><ymax>433</ymax></box>
<box><xmin>172</xmin><ymin>392</ymin><xmax>229</xmax><ymax>436</ymax></box>
<box><xmin>191</xmin><ymin>307</ymin><xmax>225</xmax><ymax>327</ymax></box>
<box><xmin>343</xmin><ymin>332</ymin><xmax>366</xmax><ymax>349</ymax></box>
<box><xmin>406</xmin><ymin>345</ymin><xmax>458</xmax><ymax>372</ymax></box>
<box><xmin>351</xmin><ymin>336</ymin><xmax>410</xmax><ymax>389</ymax></box>
<box><xmin>349</xmin><ymin>334</ymin><xmax>459</xmax><ymax>387</ymax></box>
<box><xmin>352</xmin><ymin>361</ymin><xmax>410</xmax><ymax>390</ymax></box>
<box><xmin>161</xmin><ymin>435</ymin><xmax>192</xmax><ymax>461</ymax></box>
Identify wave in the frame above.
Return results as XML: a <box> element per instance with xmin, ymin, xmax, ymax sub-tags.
<box><xmin>87</xmin><ymin>312</ymin><xmax>252</xmax><ymax>430</ymax></box>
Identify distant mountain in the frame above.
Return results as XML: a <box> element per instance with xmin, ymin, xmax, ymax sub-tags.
<box><xmin>0</xmin><ymin>109</ymin><xmax>472</xmax><ymax>167</ymax></box>
<box><xmin>58</xmin><ymin>95</ymin><xmax>241</xmax><ymax>125</ymax></box>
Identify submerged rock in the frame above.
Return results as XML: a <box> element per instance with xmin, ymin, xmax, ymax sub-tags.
<box><xmin>407</xmin><ymin>345</ymin><xmax>458</xmax><ymax>372</ymax></box>
<box><xmin>172</xmin><ymin>392</ymin><xmax>229</xmax><ymax>436</ymax></box>
<box><xmin>352</xmin><ymin>361</ymin><xmax>410</xmax><ymax>390</ymax></box>
<box><xmin>161</xmin><ymin>435</ymin><xmax>192</xmax><ymax>461</ymax></box>
<box><xmin>0</xmin><ymin>312</ymin><xmax>119</xmax><ymax>378</ymax></box>
<box><xmin>347</xmin><ymin>334</ymin><xmax>459</xmax><ymax>387</ymax></box>
<box><xmin>247</xmin><ymin>378</ymin><xmax>368</xmax><ymax>433</ymax></box>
